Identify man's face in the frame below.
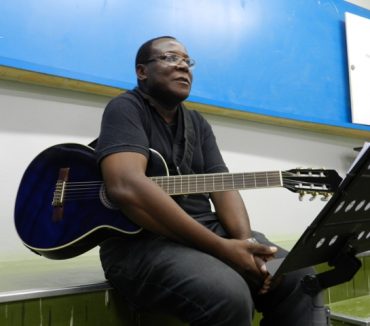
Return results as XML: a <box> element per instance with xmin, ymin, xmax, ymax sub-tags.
<box><xmin>138</xmin><ymin>38</ymin><xmax>193</xmax><ymax>103</ymax></box>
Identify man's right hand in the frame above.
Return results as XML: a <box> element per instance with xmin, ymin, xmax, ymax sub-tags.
<box><xmin>218</xmin><ymin>238</ymin><xmax>278</xmax><ymax>292</ymax></box>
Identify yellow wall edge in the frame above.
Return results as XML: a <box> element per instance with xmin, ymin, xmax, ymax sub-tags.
<box><xmin>1</xmin><ymin>65</ymin><xmax>370</xmax><ymax>140</ymax></box>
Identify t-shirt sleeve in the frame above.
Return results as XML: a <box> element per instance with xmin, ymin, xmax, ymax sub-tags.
<box><xmin>95</xmin><ymin>95</ymin><xmax>150</xmax><ymax>164</ymax></box>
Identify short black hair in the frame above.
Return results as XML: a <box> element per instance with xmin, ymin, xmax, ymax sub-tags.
<box><xmin>135</xmin><ymin>36</ymin><xmax>176</xmax><ymax>66</ymax></box>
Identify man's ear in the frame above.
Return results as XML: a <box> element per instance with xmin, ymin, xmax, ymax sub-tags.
<box><xmin>136</xmin><ymin>64</ymin><xmax>148</xmax><ymax>81</ymax></box>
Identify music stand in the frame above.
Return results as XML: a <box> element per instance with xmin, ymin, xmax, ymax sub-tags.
<box><xmin>267</xmin><ymin>143</ymin><xmax>370</xmax><ymax>295</ymax></box>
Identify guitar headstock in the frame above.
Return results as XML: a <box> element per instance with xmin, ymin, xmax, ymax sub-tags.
<box><xmin>282</xmin><ymin>168</ymin><xmax>342</xmax><ymax>201</ymax></box>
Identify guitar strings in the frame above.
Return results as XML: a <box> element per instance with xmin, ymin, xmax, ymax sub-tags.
<box><xmin>54</xmin><ymin>171</ymin><xmax>330</xmax><ymax>202</ymax></box>
<box><xmin>60</xmin><ymin>182</ymin><xmax>102</xmax><ymax>201</ymax></box>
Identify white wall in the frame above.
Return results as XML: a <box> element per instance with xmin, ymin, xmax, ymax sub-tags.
<box><xmin>0</xmin><ymin>79</ymin><xmax>362</xmax><ymax>261</ymax></box>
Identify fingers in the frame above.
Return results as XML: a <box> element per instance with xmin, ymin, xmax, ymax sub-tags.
<box><xmin>239</xmin><ymin>238</ymin><xmax>276</xmax><ymax>276</ymax></box>
<box><xmin>254</xmin><ymin>255</ymin><xmax>268</xmax><ymax>275</ymax></box>
<box><xmin>240</xmin><ymin>239</ymin><xmax>281</xmax><ymax>294</ymax></box>
<box><xmin>259</xmin><ymin>275</ymin><xmax>273</xmax><ymax>294</ymax></box>
<box><xmin>246</xmin><ymin>238</ymin><xmax>278</xmax><ymax>256</ymax></box>
<box><xmin>252</xmin><ymin>246</ymin><xmax>277</xmax><ymax>294</ymax></box>
<box><xmin>245</xmin><ymin>237</ymin><xmax>259</xmax><ymax>245</ymax></box>
<box><xmin>242</xmin><ymin>257</ymin><xmax>272</xmax><ymax>294</ymax></box>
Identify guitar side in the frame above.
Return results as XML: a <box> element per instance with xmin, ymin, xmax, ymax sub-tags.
<box><xmin>14</xmin><ymin>143</ymin><xmax>141</xmax><ymax>259</ymax></box>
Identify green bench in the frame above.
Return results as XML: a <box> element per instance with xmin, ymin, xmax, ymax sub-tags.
<box><xmin>329</xmin><ymin>295</ymin><xmax>370</xmax><ymax>326</ymax></box>
<box><xmin>1</xmin><ymin>253</ymin><xmax>369</xmax><ymax>326</ymax></box>
<box><xmin>0</xmin><ymin>255</ymin><xmax>264</xmax><ymax>326</ymax></box>
<box><xmin>0</xmin><ymin>256</ymin><xmax>187</xmax><ymax>326</ymax></box>
<box><xmin>325</xmin><ymin>253</ymin><xmax>370</xmax><ymax>326</ymax></box>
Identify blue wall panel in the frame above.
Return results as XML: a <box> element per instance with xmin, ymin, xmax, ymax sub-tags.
<box><xmin>1</xmin><ymin>0</ymin><xmax>370</xmax><ymax>131</ymax></box>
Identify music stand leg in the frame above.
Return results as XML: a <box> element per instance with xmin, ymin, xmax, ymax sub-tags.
<box><xmin>300</xmin><ymin>251</ymin><xmax>362</xmax><ymax>326</ymax></box>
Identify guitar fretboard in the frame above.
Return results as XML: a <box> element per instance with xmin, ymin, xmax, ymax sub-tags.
<box><xmin>150</xmin><ymin>171</ymin><xmax>283</xmax><ymax>195</ymax></box>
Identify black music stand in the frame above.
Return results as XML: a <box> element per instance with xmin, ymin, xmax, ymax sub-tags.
<box><xmin>267</xmin><ymin>143</ymin><xmax>370</xmax><ymax>296</ymax></box>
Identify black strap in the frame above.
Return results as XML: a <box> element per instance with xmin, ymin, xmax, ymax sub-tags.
<box><xmin>174</xmin><ymin>104</ymin><xmax>195</xmax><ymax>175</ymax></box>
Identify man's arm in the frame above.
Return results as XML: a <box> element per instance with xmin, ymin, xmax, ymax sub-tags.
<box><xmin>101</xmin><ymin>151</ymin><xmax>227</xmax><ymax>248</ymax></box>
<box><xmin>100</xmin><ymin>151</ymin><xmax>275</xmax><ymax>278</ymax></box>
<box><xmin>211</xmin><ymin>190</ymin><xmax>252</xmax><ymax>240</ymax></box>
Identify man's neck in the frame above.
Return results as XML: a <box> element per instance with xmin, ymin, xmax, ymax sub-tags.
<box><xmin>137</xmin><ymin>88</ymin><xmax>179</xmax><ymax>124</ymax></box>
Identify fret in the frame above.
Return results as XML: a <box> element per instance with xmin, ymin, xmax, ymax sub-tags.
<box><xmin>174</xmin><ymin>176</ymin><xmax>182</xmax><ymax>195</ymax></box>
<box><xmin>169</xmin><ymin>178</ymin><xmax>175</xmax><ymax>194</ymax></box>
<box><xmin>255</xmin><ymin>172</ymin><xmax>267</xmax><ymax>188</ymax></box>
<box><xmin>168</xmin><ymin>178</ymin><xmax>172</xmax><ymax>193</ymax></box>
<box><xmin>185</xmin><ymin>175</ymin><xmax>190</xmax><ymax>194</ymax></box>
<box><xmin>196</xmin><ymin>175</ymin><xmax>200</xmax><ymax>193</ymax></box>
<box><xmin>222</xmin><ymin>174</ymin><xmax>231</xmax><ymax>190</ymax></box>
<box><xmin>213</xmin><ymin>174</ymin><xmax>224</xmax><ymax>192</ymax></box>
<box><xmin>242</xmin><ymin>173</ymin><xmax>256</xmax><ymax>188</ymax></box>
<box><xmin>270</xmin><ymin>171</ymin><xmax>283</xmax><ymax>187</ymax></box>
<box><xmin>201</xmin><ymin>177</ymin><xmax>207</xmax><ymax>191</ymax></box>
<box><xmin>189</xmin><ymin>175</ymin><xmax>197</xmax><ymax>194</ymax></box>
<box><xmin>233</xmin><ymin>173</ymin><xmax>244</xmax><ymax>190</ymax></box>
<box><xmin>170</xmin><ymin>176</ymin><xmax>177</xmax><ymax>194</ymax></box>
<box><xmin>152</xmin><ymin>177</ymin><xmax>160</xmax><ymax>189</ymax></box>
<box><xmin>171</xmin><ymin>177</ymin><xmax>174</xmax><ymax>193</ymax></box>
<box><xmin>165</xmin><ymin>176</ymin><xmax>171</xmax><ymax>194</ymax></box>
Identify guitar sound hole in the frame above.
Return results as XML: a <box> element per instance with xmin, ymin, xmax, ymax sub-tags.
<box><xmin>99</xmin><ymin>185</ymin><xmax>119</xmax><ymax>210</ymax></box>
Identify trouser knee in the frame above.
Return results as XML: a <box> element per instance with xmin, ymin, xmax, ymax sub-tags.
<box><xmin>192</xmin><ymin>275</ymin><xmax>254</xmax><ymax>326</ymax></box>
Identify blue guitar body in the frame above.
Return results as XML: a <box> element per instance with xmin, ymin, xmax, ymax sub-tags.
<box><xmin>14</xmin><ymin>143</ymin><xmax>141</xmax><ymax>259</ymax></box>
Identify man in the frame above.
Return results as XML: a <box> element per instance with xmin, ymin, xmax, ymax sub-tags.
<box><xmin>95</xmin><ymin>36</ymin><xmax>327</xmax><ymax>325</ymax></box>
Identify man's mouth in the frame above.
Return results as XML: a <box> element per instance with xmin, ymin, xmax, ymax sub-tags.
<box><xmin>174</xmin><ymin>77</ymin><xmax>191</xmax><ymax>85</ymax></box>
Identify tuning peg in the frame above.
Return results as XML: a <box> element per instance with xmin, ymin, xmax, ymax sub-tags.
<box><xmin>293</xmin><ymin>167</ymin><xmax>302</xmax><ymax>176</ymax></box>
<box><xmin>320</xmin><ymin>192</ymin><xmax>330</xmax><ymax>201</ymax></box>
<box><xmin>307</xmin><ymin>168</ymin><xmax>315</xmax><ymax>176</ymax></box>
<box><xmin>309</xmin><ymin>192</ymin><xmax>317</xmax><ymax>201</ymax></box>
<box><xmin>298</xmin><ymin>191</ymin><xmax>305</xmax><ymax>201</ymax></box>
<box><xmin>319</xmin><ymin>168</ymin><xmax>326</xmax><ymax>177</ymax></box>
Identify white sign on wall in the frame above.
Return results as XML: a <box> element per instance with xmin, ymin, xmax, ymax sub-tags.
<box><xmin>345</xmin><ymin>12</ymin><xmax>370</xmax><ymax>126</ymax></box>
<box><xmin>345</xmin><ymin>0</ymin><xmax>370</xmax><ymax>11</ymax></box>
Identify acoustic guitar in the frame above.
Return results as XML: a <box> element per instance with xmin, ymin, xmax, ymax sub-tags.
<box><xmin>14</xmin><ymin>143</ymin><xmax>342</xmax><ymax>259</ymax></box>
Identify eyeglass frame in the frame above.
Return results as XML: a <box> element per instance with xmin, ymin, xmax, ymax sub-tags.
<box><xmin>142</xmin><ymin>52</ymin><xmax>196</xmax><ymax>69</ymax></box>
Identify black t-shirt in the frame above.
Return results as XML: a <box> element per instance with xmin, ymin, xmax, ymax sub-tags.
<box><xmin>96</xmin><ymin>88</ymin><xmax>228</xmax><ymax>219</ymax></box>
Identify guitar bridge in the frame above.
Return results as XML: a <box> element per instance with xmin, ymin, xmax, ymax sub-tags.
<box><xmin>52</xmin><ymin>167</ymin><xmax>70</xmax><ymax>221</ymax></box>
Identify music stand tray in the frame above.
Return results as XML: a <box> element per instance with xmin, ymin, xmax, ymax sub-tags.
<box><xmin>267</xmin><ymin>144</ymin><xmax>370</xmax><ymax>293</ymax></box>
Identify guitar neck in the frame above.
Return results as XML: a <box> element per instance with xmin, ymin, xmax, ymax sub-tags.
<box><xmin>150</xmin><ymin>171</ymin><xmax>283</xmax><ymax>195</ymax></box>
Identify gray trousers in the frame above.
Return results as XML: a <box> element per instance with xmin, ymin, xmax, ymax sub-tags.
<box><xmin>101</xmin><ymin>223</ymin><xmax>329</xmax><ymax>326</ymax></box>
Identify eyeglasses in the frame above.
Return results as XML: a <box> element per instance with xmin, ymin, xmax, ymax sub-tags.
<box><xmin>144</xmin><ymin>53</ymin><xmax>196</xmax><ymax>69</ymax></box>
